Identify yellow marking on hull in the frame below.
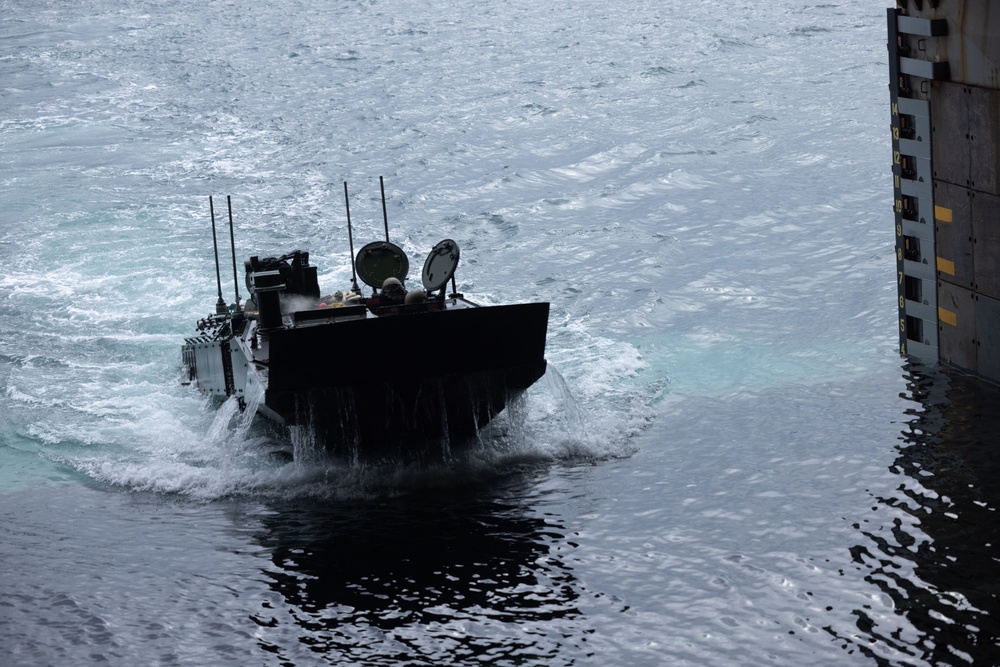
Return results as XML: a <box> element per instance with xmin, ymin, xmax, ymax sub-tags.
<box><xmin>938</xmin><ymin>307</ymin><xmax>957</xmax><ymax>327</ymax></box>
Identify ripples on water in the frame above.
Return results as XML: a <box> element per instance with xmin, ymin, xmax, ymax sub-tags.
<box><xmin>250</xmin><ymin>484</ymin><xmax>595</xmax><ymax>666</ymax></box>
<box><xmin>839</xmin><ymin>366</ymin><xmax>1000</xmax><ymax>665</ymax></box>
<box><xmin>7</xmin><ymin>365</ymin><xmax>998</xmax><ymax>666</ymax></box>
<box><xmin>2</xmin><ymin>0</ymin><xmax>999</xmax><ymax>664</ymax></box>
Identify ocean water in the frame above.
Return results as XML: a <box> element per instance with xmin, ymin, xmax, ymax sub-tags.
<box><xmin>2</xmin><ymin>0</ymin><xmax>998</xmax><ymax>665</ymax></box>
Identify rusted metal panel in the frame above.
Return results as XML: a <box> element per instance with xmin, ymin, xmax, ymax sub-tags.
<box><xmin>971</xmin><ymin>190</ymin><xmax>1000</xmax><ymax>300</ymax></box>
<box><xmin>904</xmin><ymin>0</ymin><xmax>1000</xmax><ymax>88</ymax></box>
<box><xmin>937</xmin><ymin>280</ymin><xmax>978</xmax><ymax>371</ymax></box>
<box><xmin>947</xmin><ymin>2</ymin><xmax>1000</xmax><ymax>89</ymax></box>
<box><xmin>933</xmin><ymin>181</ymin><xmax>974</xmax><ymax>289</ymax></box>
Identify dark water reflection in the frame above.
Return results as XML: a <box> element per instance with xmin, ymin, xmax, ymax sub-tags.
<box><xmin>247</xmin><ymin>477</ymin><xmax>595</xmax><ymax>665</ymax></box>
<box><xmin>840</xmin><ymin>364</ymin><xmax>1000</xmax><ymax>665</ymax></box>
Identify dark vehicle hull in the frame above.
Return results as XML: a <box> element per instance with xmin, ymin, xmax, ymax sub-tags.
<box><xmin>264</xmin><ymin>302</ymin><xmax>549</xmax><ymax>458</ymax></box>
<box><xmin>185</xmin><ymin>300</ymin><xmax>549</xmax><ymax>460</ymax></box>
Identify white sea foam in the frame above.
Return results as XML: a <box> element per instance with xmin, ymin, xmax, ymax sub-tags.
<box><xmin>62</xmin><ymin>355</ymin><xmax>645</xmax><ymax>500</ymax></box>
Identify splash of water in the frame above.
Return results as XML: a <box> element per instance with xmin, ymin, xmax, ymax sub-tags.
<box><xmin>540</xmin><ymin>364</ymin><xmax>590</xmax><ymax>444</ymax></box>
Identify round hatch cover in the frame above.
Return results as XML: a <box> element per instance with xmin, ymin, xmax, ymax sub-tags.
<box><xmin>422</xmin><ymin>239</ymin><xmax>460</xmax><ymax>292</ymax></box>
<box><xmin>356</xmin><ymin>241</ymin><xmax>409</xmax><ymax>288</ymax></box>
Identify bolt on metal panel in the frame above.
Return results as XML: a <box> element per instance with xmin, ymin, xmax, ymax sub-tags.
<box><xmin>975</xmin><ymin>293</ymin><xmax>1000</xmax><ymax>379</ymax></box>
<box><xmin>932</xmin><ymin>181</ymin><xmax>975</xmax><ymax>289</ymax></box>
<box><xmin>937</xmin><ymin>280</ymin><xmax>978</xmax><ymax>372</ymax></box>
<box><xmin>930</xmin><ymin>82</ymin><xmax>970</xmax><ymax>186</ymax></box>
<box><xmin>971</xmin><ymin>190</ymin><xmax>1000</xmax><ymax>300</ymax></box>
<box><xmin>967</xmin><ymin>85</ymin><xmax>1000</xmax><ymax>195</ymax></box>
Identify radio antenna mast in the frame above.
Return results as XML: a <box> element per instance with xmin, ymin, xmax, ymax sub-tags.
<box><xmin>379</xmin><ymin>175</ymin><xmax>390</xmax><ymax>242</ymax></box>
<box><xmin>209</xmin><ymin>196</ymin><xmax>227</xmax><ymax>314</ymax></box>
<box><xmin>344</xmin><ymin>181</ymin><xmax>361</xmax><ymax>294</ymax></box>
<box><xmin>226</xmin><ymin>196</ymin><xmax>242</xmax><ymax>311</ymax></box>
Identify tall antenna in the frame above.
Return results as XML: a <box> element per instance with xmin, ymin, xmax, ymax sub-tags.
<box><xmin>379</xmin><ymin>175</ymin><xmax>390</xmax><ymax>242</ymax></box>
<box><xmin>226</xmin><ymin>196</ymin><xmax>242</xmax><ymax>311</ymax></box>
<box><xmin>344</xmin><ymin>181</ymin><xmax>360</xmax><ymax>294</ymax></box>
<box><xmin>209</xmin><ymin>196</ymin><xmax>226</xmax><ymax>314</ymax></box>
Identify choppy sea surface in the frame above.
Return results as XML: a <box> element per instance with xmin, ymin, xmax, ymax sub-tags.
<box><xmin>2</xmin><ymin>0</ymin><xmax>998</xmax><ymax>665</ymax></box>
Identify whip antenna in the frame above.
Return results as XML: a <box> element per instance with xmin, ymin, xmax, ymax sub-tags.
<box><xmin>380</xmin><ymin>175</ymin><xmax>390</xmax><ymax>242</ymax></box>
<box><xmin>226</xmin><ymin>195</ymin><xmax>242</xmax><ymax>311</ymax></box>
<box><xmin>344</xmin><ymin>181</ymin><xmax>361</xmax><ymax>294</ymax></box>
<box><xmin>209</xmin><ymin>196</ymin><xmax>226</xmax><ymax>314</ymax></box>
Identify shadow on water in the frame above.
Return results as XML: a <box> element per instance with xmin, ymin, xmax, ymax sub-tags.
<box><xmin>837</xmin><ymin>363</ymin><xmax>1000</xmax><ymax>666</ymax></box>
<box><xmin>243</xmin><ymin>474</ymin><xmax>596</xmax><ymax>666</ymax></box>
